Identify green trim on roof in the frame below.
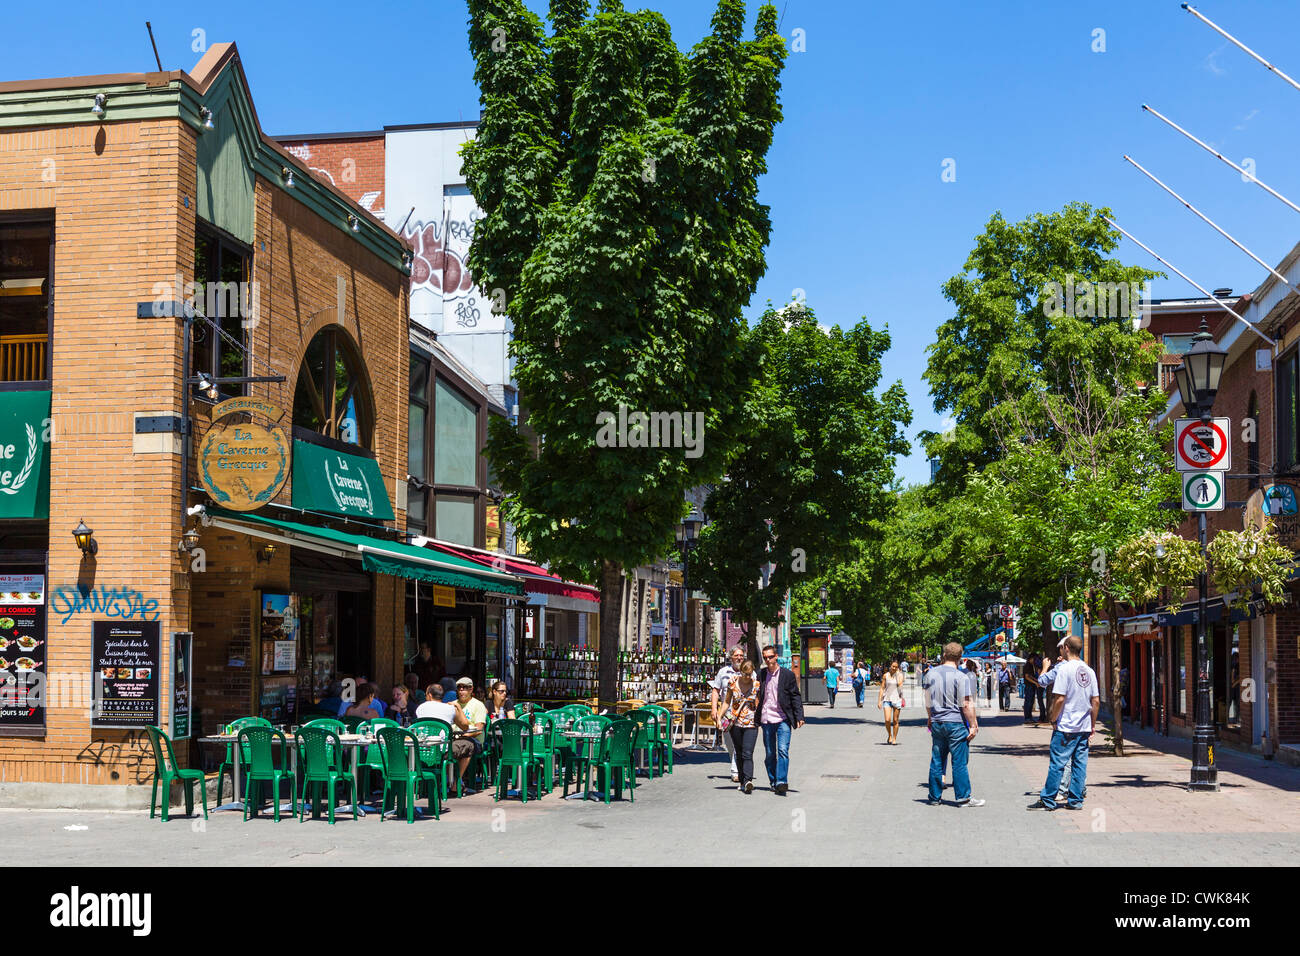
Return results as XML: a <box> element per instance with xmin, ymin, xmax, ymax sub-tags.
<box><xmin>0</xmin><ymin>73</ymin><xmax>409</xmax><ymax>273</ymax></box>
<box><xmin>207</xmin><ymin>506</ymin><xmax>524</xmax><ymax>595</ymax></box>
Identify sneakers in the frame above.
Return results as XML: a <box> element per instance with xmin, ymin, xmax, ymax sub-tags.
<box><xmin>1026</xmin><ymin>799</ymin><xmax>1056</xmax><ymax>811</ymax></box>
<box><xmin>744</xmin><ymin>781</ymin><xmax>754</xmax><ymax>794</ymax></box>
<box><xmin>955</xmin><ymin>798</ymin><xmax>985</xmax><ymax>807</ymax></box>
<box><xmin>926</xmin><ymin>799</ymin><xmax>943</xmax><ymax>806</ymax></box>
<box><xmin>731</xmin><ymin>774</ymin><xmax>740</xmax><ymax>783</ymax></box>
<box><xmin>774</xmin><ymin>783</ymin><xmax>788</xmax><ymax>796</ymax></box>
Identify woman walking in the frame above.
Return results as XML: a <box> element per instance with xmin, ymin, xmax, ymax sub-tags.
<box><xmin>722</xmin><ymin>659</ymin><xmax>761</xmax><ymax>793</ymax></box>
<box><xmin>878</xmin><ymin>660</ymin><xmax>904</xmax><ymax>744</ymax></box>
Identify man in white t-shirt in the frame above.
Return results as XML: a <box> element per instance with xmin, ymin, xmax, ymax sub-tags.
<box><xmin>1027</xmin><ymin>636</ymin><xmax>1099</xmax><ymax>811</ymax></box>
<box><xmin>710</xmin><ymin>646</ymin><xmax>746</xmax><ymax>783</ymax></box>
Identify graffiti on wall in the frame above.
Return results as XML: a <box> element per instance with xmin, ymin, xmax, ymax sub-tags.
<box><xmin>49</xmin><ymin>586</ymin><xmax>161</xmax><ymax>626</ymax></box>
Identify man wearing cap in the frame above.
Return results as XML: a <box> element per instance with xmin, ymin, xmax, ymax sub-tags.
<box><xmin>450</xmin><ymin>677</ymin><xmax>488</xmax><ymax>793</ymax></box>
<box><xmin>1028</xmin><ymin>636</ymin><xmax>1099</xmax><ymax>811</ymax></box>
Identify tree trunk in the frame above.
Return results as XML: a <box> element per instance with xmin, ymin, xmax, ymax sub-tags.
<box><xmin>745</xmin><ymin>617</ymin><xmax>760</xmax><ymax>668</ymax></box>
<box><xmin>1108</xmin><ymin>603</ymin><xmax>1125</xmax><ymax>757</ymax></box>
<box><xmin>598</xmin><ymin>559</ymin><xmax>623</xmax><ymax>707</ymax></box>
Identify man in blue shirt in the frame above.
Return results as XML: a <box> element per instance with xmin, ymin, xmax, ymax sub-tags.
<box><xmin>824</xmin><ymin>663</ymin><xmax>840</xmax><ymax>708</ymax></box>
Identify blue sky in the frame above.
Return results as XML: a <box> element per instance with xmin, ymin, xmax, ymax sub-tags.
<box><xmin>8</xmin><ymin>1</ymin><xmax>1300</xmax><ymax>484</ymax></box>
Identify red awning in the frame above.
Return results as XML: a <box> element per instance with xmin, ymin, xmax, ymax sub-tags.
<box><xmin>425</xmin><ymin>543</ymin><xmax>600</xmax><ymax>603</ymax></box>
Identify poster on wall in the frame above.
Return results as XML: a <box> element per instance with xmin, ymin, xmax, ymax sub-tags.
<box><xmin>171</xmin><ymin>631</ymin><xmax>192</xmax><ymax>740</ymax></box>
<box><xmin>0</xmin><ymin>574</ymin><xmax>47</xmax><ymax>735</ymax></box>
<box><xmin>260</xmin><ymin>593</ymin><xmax>300</xmax><ymax>674</ymax></box>
<box><xmin>92</xmin><ymin>621</ymin><xmax>161</xmax><ymax>728</ymax></box>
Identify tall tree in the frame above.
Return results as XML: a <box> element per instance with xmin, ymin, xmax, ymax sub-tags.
<box><xmin>462</xmin><ymin>0</ymin><xmax>787</xmax><ymax>702</ymax></box>
<box><xmin>689</xmin><ymin>303</ymin><xmax>912</xmax><ymax>661</ymax></box>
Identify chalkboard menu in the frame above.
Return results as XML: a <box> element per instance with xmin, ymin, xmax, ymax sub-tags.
<box><xmin>0</xmin><ymin>574</ymin><xmax>47</xmax><ymax>736</ymax></box>
<box><xmin>171</xmin><ymin>631</ymin><xmax>192</xmax><ymax>740</ymax></box>
<box><xmin>92</xmin><ymin>621</ymin><xmax>161</xmax><ymax>728</ymax></box>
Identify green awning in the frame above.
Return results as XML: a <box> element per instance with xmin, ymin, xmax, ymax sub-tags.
<box><xmin>206</xmin><ymin>506</ymin><xmax>523</xmax><ymax>595</ymax></box>
<box><xmin>0</xmin><ymin>391</ymin><xmax>50</xmax><ymax>519</ymax></box>
<box><xmin>291</xmin><ymin>439</ymin><xmax>395</xmax><ymax>521</ymax></box>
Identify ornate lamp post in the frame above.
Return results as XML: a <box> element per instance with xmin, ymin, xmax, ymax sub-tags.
<box><xmin>1173</xmin><ymin>318</ymin><xmax>1227</xmax><ymax>792</ymax></box>
<box><xmin>676</xmin><ymin>508</ymin><xmax>704</xmax><ymax>649</ymax></box>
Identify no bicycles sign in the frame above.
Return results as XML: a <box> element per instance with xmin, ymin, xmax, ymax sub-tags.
<box><xmin>1175</xmin><ymin>418</ymin><xmax>1231</xmax><ymax>473</ymax></box>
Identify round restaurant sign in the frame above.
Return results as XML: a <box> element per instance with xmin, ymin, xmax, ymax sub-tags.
<box><xmin>198</xmin><ymin>401</ymin><xmax>289</xmax><ymax>511</ymax></box>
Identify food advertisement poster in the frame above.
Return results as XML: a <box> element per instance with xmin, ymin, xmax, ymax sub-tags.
<box><xmin>0</xmin><ymin>573</ymin><xmax>47</xmax><ymax>735</ymax></box>
<box><xmin>260</xmin><ymin>593</ymin><xmax>299</xmax><ymax>674</ymax></box>
<box><xmin>92</xmin><ymin>621</ymin><xmax>161</xmax><ymax>728</ymax></box>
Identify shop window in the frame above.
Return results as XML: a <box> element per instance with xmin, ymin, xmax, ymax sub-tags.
<box><xmin>407</xmin><ymin>350</ymin><xmax>485</xmax><ymax>545</ymax></box>
<box><xmin>408</xmin><ymin>351</ymin><xmax>429</xmax><ymax>534</ymax></box>
<box><xmin>0</xmin><ymin>217</ymin><xmax>52</xmax><ymax>386</ymax></box>
<box><xmin>293</xmin><ymin>328</ymin><xmax>373</xmax><ymax>448</ymax></box>
<box><xmin>435</xmin><ymin>494</ymin><xmax>476</xmax><ymax>547</ymax></box>
<box><xmin>192</xmin><ymin>225</ymin><xmax>250</xmax><ymax>401</ymax></box>
<box><xmin>1277</xmin><ymin>348</ymin><xmax>1300</xmax><ymax>471</ymax></box>
<box><xmin>434</xmin><ymin>379</ymin><xmax>478</xmax><ymax>486</ymax></box>
<box><xmin>1174</xmin><ymin>627</ymin><xmax>1186</xmax><ymax>717</ymax></box>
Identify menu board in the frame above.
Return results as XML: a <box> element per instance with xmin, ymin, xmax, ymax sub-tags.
<box><xmin>260</xmin><ymin>593</ymin><xmax>299</xmax><ymax>674</ymax></box>
<box><xmin>0</xmin><ymin>574</ymin><xmax>47</xmax><ymax>735</ymax></box>
<box><xmin>92</xmin><ymin>621</ymin><xmax>161</xmax><ymax>728</ymax></box>
<box><xmin>171</xmin><ymin>631</ymin><xmax>192</xmax><ymax>740</ymax></box>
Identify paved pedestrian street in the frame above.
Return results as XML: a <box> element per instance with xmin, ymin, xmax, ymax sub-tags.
<box><xmin>3</xmin><ymin>678</ymin><xmax>1296</xmax><ymax>866</ymax></box>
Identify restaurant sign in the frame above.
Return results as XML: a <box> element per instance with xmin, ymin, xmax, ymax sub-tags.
<box><xmin>292</xmin><ymin>439</ymin><xmax>395</xmax><ymax>520</ymax></box>
<box><xmin>0</xmin><ymin>391</ymin><xmax>51</xmax><ymax>519</ymax></box>
<box><xmin>0</xmin><ymin>574</ymin><xmax>47</xmax><ymax>735</ymax></box>
<box><xmin>91</xmin><ymin>621</ymin><xmax>161</xmax><ymax>728</ymax></box>
<box><xmin>1245</xmin><ymin>482</ymin><xmax>1300</xmax><ymax>548</ymax></box>
<box><xmin>198</xmin><ymin>399</ymin><xmax>289</xmax><ymax>512</ymax></box>
<box><xmin>171</xmin><ymin>631</ymin><xmax>192</xmax><ymax>740</ymax></box>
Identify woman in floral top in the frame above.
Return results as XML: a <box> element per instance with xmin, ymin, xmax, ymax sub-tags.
<box><xmin>723</xmin><ymin>660</ymin><xmax>760</xmax><ymax>793</ymax></box>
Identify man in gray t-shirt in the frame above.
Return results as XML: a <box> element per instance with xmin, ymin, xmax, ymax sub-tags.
<box><xmin>922</xmin><ymin>643</ymin><xmax>983</xmax><ymax>807</ymax></box>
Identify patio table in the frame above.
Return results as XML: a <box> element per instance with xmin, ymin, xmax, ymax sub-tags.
<box><xmin>561</xmin><ymin>730</ymin><xmax>605</xmax><ymax>801</ymax></box>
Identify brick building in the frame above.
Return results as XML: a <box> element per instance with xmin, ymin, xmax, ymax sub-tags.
<box><xmin>0</xmin><ymin>43</ymin><xmax>527</xmax><ymax>807</ymax></box>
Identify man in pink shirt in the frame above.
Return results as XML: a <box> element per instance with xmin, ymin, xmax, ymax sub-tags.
<box><xmin>756</xmin><ymin>645</ymin><xmax>804</xmax><ymax>795</ymax></box>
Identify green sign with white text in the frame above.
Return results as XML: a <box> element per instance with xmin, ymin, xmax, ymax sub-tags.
<box><xmin>291</xmin><ymin>440</ymin><xmax>394</xmax><ymax>520</ymax></box>
<box><xmin>0</xmin><ymin>391</ymin><xmax>50</xmax><ymax>519</ymax></box>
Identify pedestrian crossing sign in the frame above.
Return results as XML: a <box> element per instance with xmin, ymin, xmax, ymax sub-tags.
<box><xmin>1182</xmin><ymin>472</ymin><xmax>1225</xmax><ymax>512</ymax></box>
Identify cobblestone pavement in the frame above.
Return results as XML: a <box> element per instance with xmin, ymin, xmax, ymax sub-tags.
<box><xmin>2</xmin><ymin>677</ymin><xmax>1297</xmax><ymax>866</ymax></box>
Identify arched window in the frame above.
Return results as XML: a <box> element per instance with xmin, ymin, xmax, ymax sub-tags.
<box><xmin>293</xmin><ymin>328</ymin><xmax>373</xmax><ymax>448</ymax></box>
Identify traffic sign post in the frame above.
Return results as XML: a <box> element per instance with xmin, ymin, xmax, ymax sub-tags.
<box><xmin>1175</xmin><ymin>418</ymin><xmax>1232</xmax><ymax>473</ymax></box>
<box><xmin>1051</xmin><ymin>610</ymin><xmax>1070</xmax><ymax>632</ymax></box>
<box><xmin>1182</xmin><ymin>472</ymin><xmax>1225</xmax><ymax>512</ymax></box>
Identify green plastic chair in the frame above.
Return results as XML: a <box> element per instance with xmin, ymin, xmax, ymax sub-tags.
<box><xmin>356</xmin><ymin>718</ymin><xmax>399</xmax><ymax>800</ymax></box>
<box><xmin>410</xmin><ymin>720</ymin><xmax>452</xmax><ymax>800</ymax></box>
<box><xmin>592</xmin><ymin>720</ymin><xmax>639</xmax><ymax>804</ymax></box>
<box><xmin>627</xmin><ymin>709</ymin><xmax>662</xmax><ymax>778</ymax></box>
<box><xmin>341</xmin><ymin>715</ymin><xmax>364</xmax><ymax>733</ymax></box>
<box><xmin>293</xmin><ymin>726</ymin><xmax>357</xmax><ymax>824</ymax></box>
<box><xmin>562</xmin><ymin>715</ymin><xmax>611</xmax><ymax>799</ymax></box>
<box><xmin>492</xmin><ymin>718</ymin><xmax>545</xmax><ymax>803</ymax></box>
<box><xmin>376</xmin><ymin>726</ymin><xmax>441</xmax><ymax>823</ymax></box>
<box><xmin>216</xmin><ymin>716</ymin><xmax>270</xmax><ymax>803</ymax></box>
<box><xmin>238</xmin><ymin>726</ymin><xmax>292</xmax><ymax>821</ymax></box>
<box><xmin>145</xmin><ymin>726</ymin><xmax>208</xmax><ymax>822</ymax></box>
<box><xmin>303</xmin><ymin>717</ymin><xmax>346</xmax><ymax>733</ymax></box>
<box><xmin>642</xmin><ymin>704</ymin><xmax>675</xmax><ymax>775</ymax></box>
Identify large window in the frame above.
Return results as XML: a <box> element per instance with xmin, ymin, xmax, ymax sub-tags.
<box><xmin>192</xmin><ymin>225</ymin><xmax>251</xmax><ymax>401</ymax></box>
<box><xmin>293</xmin><ymin>328</ymin><xmax>373</xmax><ymax>448</ymax></box>
<box><xmin>408</xmin><ymin>348</ymin><xmax>484</xmax><ymax>546</ymax></box>
<box><xmin>1278</xmin><ymin>349</ymin><xmax>1300</xmax><ymax>470</ymax></box>
<box><xmin>0</xmin><ymin>217</ymin><xmax>52</xmax><ymax>386</ymax></box>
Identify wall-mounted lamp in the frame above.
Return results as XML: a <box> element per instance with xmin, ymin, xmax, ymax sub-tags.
<box><xmin>348</xmin><ymin>215</ymin><xmax>360</xmax><ymax>233</ymax></box>
<box><xmin>73</xmin><ymin>519</ymin><xmax>98</xmax><ymax>556</ymax></box>
<box><xmin>194</xmin><ymin>373</ymin><xmax>219</xmax><ymax>400</ymax></box>
<box><xmin>198</xmin><ymin>106</ymin><xmax>214</xmax><ymax>131</ymax></box>
<box><xmin>177</xmin><ymin>528</ymin><xmax>201</xmax><ymax>554</ymax></box>
<box><xmin>91</xmin><ymin>93</ymin><xmax>106</xmax><ymax>117</ymax></box>
<box><xmin>281</xmin><ymin>165</ymin><xmax>295</xmax><ymax>188</ymax></box>
<box><xmin>401</xmin><ymin>250</ymin><xmax>413</xmax><ymax>271</ymax></box>
<box><xmin>256</xmin><ymin>542</ymin><xmax>277</xmax><ymax>563</ymax></box>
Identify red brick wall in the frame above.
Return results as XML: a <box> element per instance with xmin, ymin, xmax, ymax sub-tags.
<box><xmin>278</xmin><ymin>136</ymin><xmax>385</xmax><ymax>215</ymax></box>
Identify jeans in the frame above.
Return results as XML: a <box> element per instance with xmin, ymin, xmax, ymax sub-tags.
<box><xmin>721</xmin><ymin>718</ymin><xmax>737</xmax><ymax>774</ymax></box>
<box><xmin>1040</xmin><ymin>730</ymin><xmax>1089</xmax><ymax>809</ymax></box>
<box><xmin>761</xmin><ymin>721</ymin><xmax>791</xmax><ymax>787</ymax></box>
<box><xmin>1023</xmin><ymin>685</ymin><xmax>1044</xmax><ymax>720</ymax></box>
<box><xmin>854</xmin><ymin>683</ymin><xmax>865</xmax><ymax>706</ymax></box>
<box><xmin>827</xmin><ymin>687</ymin><xmax>837</xmax><ymax>708</ymax></box>
<box><xmin>729</xmin><ymin>725</ymin><xmax>758</xmax><ymax>784</ymax></box>
<box><xmin>999</xmin><ymin>683</ymin><xmax>1011</xmax><ymax>709</ymax></box>
<box><xmin>928</xmin><ymin>722</ymin><xmax>971</xmax><ymax>802</ymax></box>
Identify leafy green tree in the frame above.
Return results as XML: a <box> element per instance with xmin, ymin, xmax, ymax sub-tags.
<box><xmin>462</xmin><ymin>0</ymin><xmax>787</xmax><ymax>702</ymax></box>
<box><xmin>689</xmin><ymin>303</ymin><xmax>911</xmax><ymax>662</ymax></box>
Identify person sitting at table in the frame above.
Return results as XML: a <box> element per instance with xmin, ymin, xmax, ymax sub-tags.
<box><xmin>453</xmin><ymin>677</ymin><xmax>488</xmax><ymax>793</ymax></box>
<box><xmin>390</xmin><ymin>684</ymin><xmax>419</xmax><ymax>726</ymax></box>
<box><xmin>487</xmin><ymin>680</ymin><xmax>515</xmax><ymax>721</ymax></box>
<box><xmin>337</xmin><ymin>676</ymin><xmax>388</xmax><ymax>718</ymax></box>
<box><xmin>316</xmin><ymin>680</ymin><xmax>345</xmax><ymax>717</ymax></box>
<box><xmin>416</xmin><ymin>683</ymin><xmax>472</xmax><ymax>789</ymax></box>
<box><xmin>439</xmin><ymin>676</ymin><xmax>458</xmax><ymax>703</ymax></box>
<box><xmin>343</xmin><ymin>682</ymin><xmax>381</xmax><ymax>721</ymax></box>
<box><xmin>404</xmin><ymin>672</ymin><xmax>426</xmax><ymax>704</ymax></box>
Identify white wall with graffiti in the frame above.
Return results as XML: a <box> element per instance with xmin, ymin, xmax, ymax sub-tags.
<box><xmin>384</xmin><ymin>124</ymin><xmax>513</xmax><ymax>403</ymax></box>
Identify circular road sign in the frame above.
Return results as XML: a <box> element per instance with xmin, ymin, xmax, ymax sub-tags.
<box><xmin>1177</xmin><ymin>420</ymin><xmax>1228</xmax><ymax>470</ymax></box>
<box><xmin>1051</xmin><ymin>610</ymin><xmax>1069</xmax><ymax>632</ymax></box>
<box><xmin>1183</xmin><ymin>472</ymin><xmax>1224</xmax><ymax>511</ymax></box>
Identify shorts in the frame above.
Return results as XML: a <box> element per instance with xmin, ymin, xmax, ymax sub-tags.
<box><xmin>882</xmin><ymin>701</ymin><xmax>900</xmax><ymax>710</ymax></box>
<box><xmin>450</xmin><ymin>737</ymin><xmax>480</xmax><ymax>760</ymax></box>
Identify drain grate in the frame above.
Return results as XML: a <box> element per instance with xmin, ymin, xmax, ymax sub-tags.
<box><xmin>821</xmin><ymin>774</ymin><xmax>860</xmax><ymax>781</ymax></box>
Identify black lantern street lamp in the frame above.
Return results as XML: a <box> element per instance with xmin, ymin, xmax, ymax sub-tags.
<box><xmin>676</xmin><ymin>508</ymin><xmax>705</xmax><ymax>649</ymax></box>
<box><xmin>818</xmin><ymin>585</ymin><xmax>828</xmax><ymax>622</ymax></box>
<box><xmin>1175</xmin><ymin>317</ymin><xmax>1226</xmax><ymax>792</ymax></box>
<box><xmin>72</xmin><ymin>519</ymin><xmax>97</xmax><ymax>556</ymax></box>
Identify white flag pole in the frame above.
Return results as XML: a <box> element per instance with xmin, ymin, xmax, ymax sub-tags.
<box><xmin>1142</xmin><ymin>104</ymin><xmax>1300</xmax><ymax>217</ymax></box>
<box><xmin>1104</xmin><ymin>217</ymin><xmax>1274</xmax><ymax>348</ymax></box>
<box><xmin>1123</xmin><ymin>155</ymin><xmax>1300</xmax><ymax>297</ymax></box>
<box><xmin>1182</xmin><ymin>3</ymin><xmax>1300</xmax><ymax>94</ymax></box>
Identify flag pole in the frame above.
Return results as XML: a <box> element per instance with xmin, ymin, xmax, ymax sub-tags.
<box><xmin>1182</xmin><ymin>3</ymin><xmax>1300</xmax><ymax>94</ymax></box>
